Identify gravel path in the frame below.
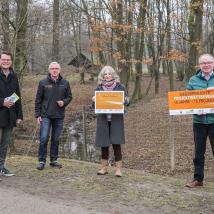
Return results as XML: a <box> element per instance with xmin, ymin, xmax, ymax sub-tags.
<box><xmin>0</xmin><ymin>185</ymin><xmax>104</xmax><ymax>214</ymax></box>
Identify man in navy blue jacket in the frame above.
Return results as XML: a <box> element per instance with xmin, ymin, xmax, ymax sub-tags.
<box><xmin>0</xmin><ymin>51</ymin><xmax>23</xmax><ymax>177</ymax></box>
<box><xmin>35</xmin><ymin>62</ymin><xmax>72</xmax><ymax>170</ymax></box>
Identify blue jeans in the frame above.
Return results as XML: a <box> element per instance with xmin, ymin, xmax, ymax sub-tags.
<box><xmin>193</xmin><ymin>123</ymin><xmax>214</xmax><ymax>182</ymax></box>
<box><xmin>38</xmin><ymin>117</ymin><xmax>63</xmax><ymax>163</ymax></box>
<box><xmin>0</xmin><ymin>127</ymin><xmax>13</xmax><ymax>169</ymax></box>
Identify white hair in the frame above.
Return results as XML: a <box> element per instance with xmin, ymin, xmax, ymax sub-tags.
<box><xmin>198</xmin><ymin>54</ymin><xmax>214</xmax><ymax>63</ymax></box>
<box><xmin>48</xmin><ymin>62</ymin><xmax>61</xmax><ymax>70</ymax></box>
<box><xmin>97</xmin><ymin>66</ymin><xmax>120</xmax><ymax>84</ymax></box>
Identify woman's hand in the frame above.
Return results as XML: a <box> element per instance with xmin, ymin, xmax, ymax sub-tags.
<box><xmin>124</xmin><ymin>97</ymin><xmax>130</xmax><ymax>105</ymax></box>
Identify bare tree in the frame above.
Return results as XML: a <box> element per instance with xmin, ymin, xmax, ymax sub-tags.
<box><xmin>165</xmin><ymin>0</ymin><xmax>174</xmax><ymax>90</ymax></box>
<box><xmin>1</xmin><ymin>0</ymin><xmax>10</xmax><ymax>50</ymax></box>
<box><xmin>186</xmin><ymin>0</ymin><xmax>204</xmax><ymax>80</ymax></box>
<box><xmin>52</xmin><ymin>0</ymin><xmax>60</xmax><ymax>61</ymax></box>
<box><xmin>146</xmin><ymin>0</ymin><xmax>166</xmax><ymax>94</ymax></box>
<box><xmin>13</xmin><ymin>0</ymin><xmax>29</xmax><ymax>80</ymax></box>
<box><xmin>132</xmin><ymin>0</ymin><xmax>147</xmax><ymax>102</ymax></box>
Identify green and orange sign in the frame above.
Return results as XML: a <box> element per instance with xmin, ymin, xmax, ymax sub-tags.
<box><xmin>168</xmin><ymin>89</ymin><xmax>214</xmax><ymax>115</ymax></box>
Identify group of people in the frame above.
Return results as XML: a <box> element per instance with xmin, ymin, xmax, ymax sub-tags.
<box><xmin>0</xmin><ymin>51</ymin><xmax>127</xmax><ymax>179</ymax></box>
<box><xmin>0</xmin><ymin>51</ymin><xmax>73</xmax><ymax>176</ymax></box>
<box><xmin>0</xmin><ymin>50</ymin><xmax>214</xmax><ymax>187</ymax></box>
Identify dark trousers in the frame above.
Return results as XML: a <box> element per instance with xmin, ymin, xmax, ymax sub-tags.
<box><xmin>193</xmin><ymin>123</ymin><xmax>214</xmax><ymax>182</ymax></box>
<box><xmin>38</xmin><ymin>117</ymin><xmax>63</xmax><ymax>163</ymax></box>
<box><xmin>101</xmin><ymin>145</ymin><xmax>122</xmax><ymax>161</ymax></box>
<box><xmin>0</xmin><ymin>127</ymin><xmax>13</xmax><ymax>169</ymax></box>
<box><xmin>101</xmin><ymin>121</ymin><xmax>122</xmax><ymax>161</ymax></box>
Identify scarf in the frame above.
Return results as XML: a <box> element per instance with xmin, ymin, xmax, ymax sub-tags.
<box><xmin>102</xmin><ymin>79</ymin><xmax>117</xmax><ymax>91</ymax></box>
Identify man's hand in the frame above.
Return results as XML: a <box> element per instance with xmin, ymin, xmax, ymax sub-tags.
<box><xmin>16</xmin><ymin>119</ymin><xmax>22</xmax><ymax>125</ymax></box>
<box><xmin>92</xmin><ymin>96</ymin><xmax>95</xmax><ymax>102</ymax></box>
<box><xmin>3</xmin><ymin>98</ymin><xmax>14</xmax><ymax>108</ymax></box>
<box><xmin>207</xmin><ymin>87</ymin><xmax>214</xmax><ymax>90</ymax></box>
<box><xmin>37</xmin><ymin>116</ymin><xmax>42</xmax><ymax>125</ymax></box>
<box><xmin>197</xmin><ymin>113</ymin><xmax>206</xmax><ymax>116</ymax></box>
<box><xmin>16</xmin><ymin>119</ymin><xmax>23</xmax><ymax>127</ymax></box>
<box><xmin>56</xmin><ymin>100</ymin><xmax>64</xmax><ymax>107</ymax></box>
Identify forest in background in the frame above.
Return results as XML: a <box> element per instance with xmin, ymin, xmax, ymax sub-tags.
<box><xmin>0</xmin><ymin>0</ymin><xmax>214</xmax><ymax>101</ymax></box>
<box><xmin>1</xmin><ymin>3</ymin><xmax>214</xmax><ymax>212</ymax></box>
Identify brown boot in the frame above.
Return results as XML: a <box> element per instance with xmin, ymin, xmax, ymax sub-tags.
<box><xmin>97</xmin><ymin>159</ymin><xmax>108</xmax><ymax>175</ymax></box>
<box><xmin>115</xmin><ymin>161</ymin><xmax>122</xmax><ymax>177</ymax></box>
<box><xmin>185</xmin><ymin>180</ymin><xmax>203</xmax><ymax>188</ymax></box>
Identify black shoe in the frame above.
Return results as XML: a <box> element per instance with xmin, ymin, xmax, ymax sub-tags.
<box><xmin>0</xmin><ymin>167</ymin><xmax>15</xmax><ymax>177</ymax></box>
<box><xmin>37</xmin><ymin>162</ymin><xmax>45</xmax><ymax>170</ymax></box>
<box><xmin>50</xmin><ymin>161</ymin><xmax>62</xmax><ymax>168</ymax></box>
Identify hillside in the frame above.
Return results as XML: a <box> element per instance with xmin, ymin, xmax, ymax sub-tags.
<box><xmin>13</xmin><ymin>73</ymin><xmax>214</xmax><ymax>179</ymax></box>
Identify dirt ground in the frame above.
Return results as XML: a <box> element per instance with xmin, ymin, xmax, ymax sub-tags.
<box><xmin>1</xmin><ymin>156</ymin><xmax>214</xmax><ymax>214</ymax></box>
<box><xmin>0</xmin><ymin>186</ymin><xmax>94</xmax><ymax>214</ymax></box>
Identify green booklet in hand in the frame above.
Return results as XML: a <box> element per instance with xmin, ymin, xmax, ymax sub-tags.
<box><xmin>8</xmin><ymin>92</ymin><xmax>19</xmax><ymax>103</ymax></box>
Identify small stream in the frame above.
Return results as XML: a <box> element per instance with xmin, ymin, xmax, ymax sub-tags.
<box><xmin>59</xmin><ymin>108</ymin><xmax>101</xmax><ymax>163</ymax></box>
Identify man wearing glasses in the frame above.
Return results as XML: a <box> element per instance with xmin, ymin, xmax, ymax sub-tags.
<box><xmin>186</xmin><ymin>53</ymin><xmax>214</xmax><ymax>188</ymax></box>
<box><xmin>35</xmin><ymin>62</ymin><xmax>72</xmax><ymax>170</ymax></box>
<box><xmin>0</xmin><ymin>51</ymin><xmax>23</xmax><ymax>177</ymax></box>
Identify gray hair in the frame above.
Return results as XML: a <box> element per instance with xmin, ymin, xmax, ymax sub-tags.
<box><xmin>48</xmin><ymin>62</ymin><xmax>61</xmax><ymax>71</ymax></box>
<box><xmin>198</xmin><ymin>54</ymin><xmax>214</xmax><ymax>63</ymax></box>
<box><xmin>97</xmin><ymin>66</ymin><xmax>120</xmax><ymax>84</ymax></box>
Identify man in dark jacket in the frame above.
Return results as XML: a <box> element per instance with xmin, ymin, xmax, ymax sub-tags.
<box><xmin>35</xmin><ymin>62</ymin><xmax>72</xmax><ymax>170</ymax></box>
<box><xmin>186</xmin><ymin>53</ymin><xmax>214</xmax><ymax>188</ymax></box>
<box><xmin>0</xmin><ymin>51</ymin><xmax>23</xmax><ymax>177</ymax></box>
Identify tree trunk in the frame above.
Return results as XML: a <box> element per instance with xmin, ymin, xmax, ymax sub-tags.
<box><xmin>132</xmin><ymin>0</ymin><xmax>147</xmax><ymax>102</ymax></box>
<box><xmin>112</xmin><ymin>0</ymin><xmax>129</xmax><ymax>87</ymax></box>
<box><xmin>165</xmin><ymin>0</ymin><xmax>174</xmax><ymax>90</ymax></box>
<box><xmin>186</xmin><ymin>0</ymin><xmax>204</xmax><ymax>80</ymax></box>
<box><xmin>52</xmin><ymin>0</ymin><xmax>60</xmax><ymax>61</ymax></box>
<box><xmin>13</xmin><ymin>0</ymin><xmax>28</xmax><ymax>82</ymax></box>
<box><xmin>1</xmin><ymin>0</ymin><xmax>10</xmax><ymax>50</ymax></box>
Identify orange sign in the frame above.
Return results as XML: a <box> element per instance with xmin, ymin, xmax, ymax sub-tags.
<box><xmin>95</xmin><ymin>91</ymin><xmax>124</xmax><ymax>114</ymax></box>
<box><xmin>168</xmin><ymin>89</ymin><xmax>214</xmax><ymax>115</ymax></box>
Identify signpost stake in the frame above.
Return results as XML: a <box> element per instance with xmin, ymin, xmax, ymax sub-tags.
<box><xmin>169</xmin><ymin>116</ymin><xmax>175</xmax><ymax>171</ymax></box>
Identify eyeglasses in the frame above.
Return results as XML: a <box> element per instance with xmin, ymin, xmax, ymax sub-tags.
<box><xmin>1</xmin><ymin>59</ymin><xmax>11</xmax><ymax>62</ymax></box>
<box><xmin>50</xmin><ymin>67</ymin><xmax>60</xmax><ymax>70</ymax></box>
<box><xmin>199</xmin><ymin>61</ymin><xmax>213</xmax><ymax>65</ymax></box>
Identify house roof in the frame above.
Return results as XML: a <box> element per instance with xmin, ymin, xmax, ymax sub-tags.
<box><xmin>68</xmin><ymin>53</ymin><xmax>93</xmax><ymax>69</ymax></box>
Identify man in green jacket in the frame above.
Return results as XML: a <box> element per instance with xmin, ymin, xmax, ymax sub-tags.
<box><xmin>186</xmin><ymin>53</ymin><xmax>214</xmax><ymax>188</ymax></box>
